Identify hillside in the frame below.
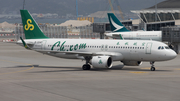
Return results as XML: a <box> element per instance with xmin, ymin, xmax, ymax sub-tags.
<box><xmin>1</xmin><ymin>0</ymin><xmax>165</xmax><ymax>16</ymax></box>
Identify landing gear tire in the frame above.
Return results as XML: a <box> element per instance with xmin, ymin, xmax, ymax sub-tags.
<box><xmin>82</xmin><ymin>64</ymin><xmax>91</xmax><ymax>70</ymax></box>
<box><xmin>151</xmin><ymin>66</ymin><xmax>155</xmax><ymax>71</ymax></box>
<box><xmin>150</xmin><ymin>61</ymin><xmax>156</xmax><ymax>71</ymax></box>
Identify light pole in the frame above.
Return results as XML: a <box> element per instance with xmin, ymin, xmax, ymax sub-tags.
<box><xmin>155</xmin><ymin>0</ymin><xmax>157</xmax><ymax>22</ymax></box>
<box><xmin>23</xmin><ymin>0</ymin><xmax>25</xmax><ymax>9</ymax></box>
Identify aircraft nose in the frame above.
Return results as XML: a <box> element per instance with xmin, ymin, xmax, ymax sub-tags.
<box><xmin>168</xmin><ymin>50</ymin><xmax>177</xmax><ymax>59</ymax></box>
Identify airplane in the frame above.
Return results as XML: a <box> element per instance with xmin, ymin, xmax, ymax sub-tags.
<box><xmin>106</xmin><ymin>13</ymin><xmax>162</xmax><ymax>41</ymax></box>
<box><xmin>17</xmin><ymin>10</ymin><xmax>177</xmax><ymax>71</ymax></box>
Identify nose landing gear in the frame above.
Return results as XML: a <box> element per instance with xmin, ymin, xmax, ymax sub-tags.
<box><xmin>150</xmin><ymin>61</ymin><xmax>155</xmax><ymax>71</ymax></box>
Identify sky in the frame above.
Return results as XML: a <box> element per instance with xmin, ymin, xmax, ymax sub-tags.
<box><xmin>0</xmin><ymin>0</ymin><xmax>167</xmax><ymax>23</ymax></box>
<box><xmin>0</xmin><ymin>0</ymin><xmax>166</xmax><ymax>15</ymax></box>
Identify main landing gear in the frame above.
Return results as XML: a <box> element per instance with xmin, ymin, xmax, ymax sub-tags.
<box><xmin>150</xmin><ymin>61</ymin><xmax>155</xmax><ymax>71</ymax></box>
<box><xmin>82</xmin><ymin>64</ymin><xmax>91</xmax><ymax>70</ymax></box>
<box><xmin>82</xmin><ymin>56</ymin><xmax>91</xmax><ymax>70</ymax></box>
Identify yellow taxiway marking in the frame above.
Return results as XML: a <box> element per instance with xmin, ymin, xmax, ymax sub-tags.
<box><xmin>129</xmin><ymin>71</ymin><xmax>148</xmax><ymax>74</ymax></box>
<box><xmin>174</xmin><ymin>68</ymin><xmax>180</xmax><ymax>70</ymax></box>
<box><xmin>0</xmin><ymin>59</ymin><xmax>34</xmax><ymax>75</ymax></box>
<box><xmin>141</xmin><ymin>67</ymin><xmax>150</xmax><ymax>69</ymax></box>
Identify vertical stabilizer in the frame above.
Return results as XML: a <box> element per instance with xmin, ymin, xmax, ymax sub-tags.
<box><xmin>108</xmin><ymin>13</ymin><xmax>129</xmax><ymax>32</ymax></box>
<box><xmin>20</xmin><ymin>10</ymin><xmax>49</xmax><ymax>39</ymax></box>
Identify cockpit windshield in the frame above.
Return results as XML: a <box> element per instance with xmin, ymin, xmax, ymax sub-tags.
<box><xmin>158</xmin><ymin>46</ymin><xmax>161</xmax><ymax>49</ymax></box>
<box><xmin>165</xmin><ymin>46</ymin><xmax>170</xmax><ymax>49</ymax></box>
<box><xmin>158</xmin><ymin>46</ymin><xmax>170</xmax><ymax>50</ymax></box>
<box><xmin>158</xmin><ymin>46</ymin><xmax>164</xmax><ymax>50</ymax></box>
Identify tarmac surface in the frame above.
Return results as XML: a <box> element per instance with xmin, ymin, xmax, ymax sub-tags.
<box><xmin>0</xmin><ymin>42</ymin><xmax>180</xmax><ymax>101</ymax></box>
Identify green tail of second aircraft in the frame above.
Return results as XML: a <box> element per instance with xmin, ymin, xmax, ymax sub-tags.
<box><xmin>107</xmin><ymin>13</ymin><xmax>130</xmax><ymax>32</ymax></box>
<box><xmin>20</xmin><ymin>10</ymin><xmax>49</xmax><ymax>39</ymax></box>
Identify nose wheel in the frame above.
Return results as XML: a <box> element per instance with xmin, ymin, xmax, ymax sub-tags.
<box><xmin>151</xmin><ymin>66</ymin><xmax>155</xmax><ymax>71</ymax></box>
<box><xmin>150</xmin><ymin>61</ymin><xmax>155</xmax><ymax>71</ymax></box>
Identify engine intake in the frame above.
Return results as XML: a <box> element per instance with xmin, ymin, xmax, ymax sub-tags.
<box><xmin>91</xmin><ymin>56</ymin><xmax>112</xmax><ymax>68</ymax></box>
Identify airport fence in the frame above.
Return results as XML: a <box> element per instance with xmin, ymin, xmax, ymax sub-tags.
<box><xmin>14</xmin><ymin>24</ymin><xmax>99</xmax><ymax>41</ymax></box>
<box><xmin>15</xmin><ymin>24</ymin><xmax>68</xmax><ymax>41</ymax></box>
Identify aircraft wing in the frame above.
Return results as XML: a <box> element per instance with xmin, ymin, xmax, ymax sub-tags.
<box><xmin>36</xmin><ymin>50</ymin><xmax>121</xmax><ymax>57</ymax></box>
<box><xmin>20</xmin><ymin>37</ymin><xmax>123</xmax><ymax>60</ymax></box>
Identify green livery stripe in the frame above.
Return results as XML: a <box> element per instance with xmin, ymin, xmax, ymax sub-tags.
<box><xmin>20</xmin><ymin>10</ymin><xmax>49</xmax><ymax>39</ymax></box>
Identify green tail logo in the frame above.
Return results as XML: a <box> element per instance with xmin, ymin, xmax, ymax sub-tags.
<box><xmin>20</xmin><ymin>10</ymin><xmax>49</xmax><ymax>39</ymax></box>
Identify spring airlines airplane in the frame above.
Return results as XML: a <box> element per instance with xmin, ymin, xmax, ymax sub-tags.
<box><xmin>106</xmin><ymin>13</ymin><xmax>162</xmax><ymax>41</ymax></box>
<box><xmin>17</xmin><ymin>10</ymin><xmax>177</xmax><ymax>71</ymax></box>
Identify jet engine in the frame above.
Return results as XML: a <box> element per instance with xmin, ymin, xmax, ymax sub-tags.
<box><xmin>91</xmin><ymin>56</ymin><xmax>112</xmax><ymax>68</ymax></box>
<box><xmin>121</xmin><ymin>61</ymin><xmax>142</xmax><ymax>66</ymax></box>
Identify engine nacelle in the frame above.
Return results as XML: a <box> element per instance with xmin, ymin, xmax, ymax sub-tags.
<box><xmin>91</xmin><ymin>56</ymin><xmax>112</xmax><ymax>68</ymax></box>
<box><xmin>122</xmin><ymin>61</ymin><xmax>142</xmax><ymax>66</ymax></box>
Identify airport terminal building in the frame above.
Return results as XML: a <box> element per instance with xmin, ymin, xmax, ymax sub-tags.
<box><xmin>131</xmin><ymin>0</ymin><xmax>180</xmax><ymax>31</ymax></box>
<box><xmin>93</xmin><ymin>0</ymin><xmax>180</xmax><ymax>53</ymax></box>
<box><xmin>130</xmin><ymin>0</ymin><xmax>180</xmax><ymax>53</ymax></box>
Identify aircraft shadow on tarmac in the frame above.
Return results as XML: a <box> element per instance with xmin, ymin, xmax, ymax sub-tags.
<box><xmin>92</xmin><ymin>65</ymin><xmax>173</xmax><ymax>72</ymax></box>
<box><xmin>5</xmin><ymin>64</ymin><xmax>173</xmax><ymax>73</ymax></box>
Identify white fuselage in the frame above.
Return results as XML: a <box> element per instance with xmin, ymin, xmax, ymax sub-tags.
<box><xmin>105</xmin><ymin>31</ymin><xmax>162</xmax><ymax>41</ymax></box>
<box><xmin>17</xmin><ymin>38</ymin><xmax>176</xmax><ymax>62</ymax></box>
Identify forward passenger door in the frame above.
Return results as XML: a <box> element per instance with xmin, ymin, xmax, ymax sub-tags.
<box><xmin>146</xmin><ymin>43</ymin><xmax>152</xmax><ymax>54</ymax></box>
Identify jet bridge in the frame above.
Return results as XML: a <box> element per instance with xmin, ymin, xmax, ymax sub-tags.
<box><xmin>161</xmin><ymin>26</ymin><xmax>180</xmax><ymax>53</ymax></box>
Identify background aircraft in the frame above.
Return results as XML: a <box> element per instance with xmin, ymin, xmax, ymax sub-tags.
<box><xmin>106</xmin><ymin>13</ymin><xmax>162</xmax><ymax>41</ymax></box>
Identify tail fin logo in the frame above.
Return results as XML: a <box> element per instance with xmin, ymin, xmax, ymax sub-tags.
<box><xmin>110</xmin><ymin>16</ymin><xmax>123</xmax><ymax>32</ymax></box>
<box><xmin>24</xmin><ymin>19</ymin><xmax>34</xmax><ymax>31</ymax></box>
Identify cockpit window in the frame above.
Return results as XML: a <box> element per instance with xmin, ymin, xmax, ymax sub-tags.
<box><xmin>165</xmin><ymin>46</ymin><xmax>170</xmax><ymax>49</ymax></box>
<box><xmin>158</xmin><ymin>46</ymin><xmax>165</xmax><ymax>50</ymax></box>
<box><xmin>158</xmin><ymin>46</ymin><xmax>161</xmax><ymax>49</ymax></box>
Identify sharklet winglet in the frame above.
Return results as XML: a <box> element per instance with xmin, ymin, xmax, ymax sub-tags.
<box><xmin>119</xmin><ymin>34</ymin><xmax>123</xmax><ymax>40</ymax></box>
<box><xmin>20</xmin><ymin>37</ymin><xmax>31</xmax><ymax>50</ymax></box>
